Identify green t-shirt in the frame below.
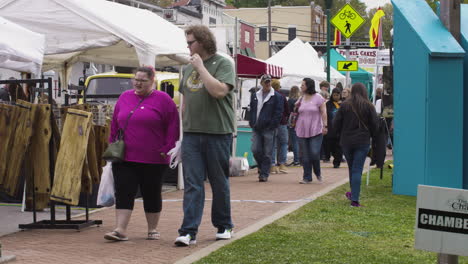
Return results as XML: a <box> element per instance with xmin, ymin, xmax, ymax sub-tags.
<box><xmin>180</xmin><ymin>54</ymin><xmax>235</xmax><ymax>134</ymax></box>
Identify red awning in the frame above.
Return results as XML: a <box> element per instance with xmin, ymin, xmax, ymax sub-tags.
<box><xmin>236</xmin><ymin>54</ymin><xmax>283</xmax><ymax>79</ymax></box>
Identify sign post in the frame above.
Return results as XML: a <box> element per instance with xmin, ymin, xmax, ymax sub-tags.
<box><xmin>331</xmin><ymin>3</ymin><xmax>365</xmax><ymax>88</ymax></box>
<box><xmin>415</xmin><ymin>185</ymin><xmax>468</xmax><ymax>263</ymax></box>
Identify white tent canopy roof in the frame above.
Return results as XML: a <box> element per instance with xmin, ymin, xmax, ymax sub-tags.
<box><xmin>0</xmin><ymin>0</ymin><xmax>190</xmax><ymax>71</ymax></box>
<box><xmin>266</xmin><ymin>38</ymin><xmax>345</xmax><ymax>87</ymax></box>
<box><xmin>0</xmin><ymin>16</ymin><xmax>45</xmax><ymax>75</ymax></box>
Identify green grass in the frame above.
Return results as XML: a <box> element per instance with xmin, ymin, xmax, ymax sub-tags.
<box><xmin>196</xmin><ymin>162</ymin><xmax>468</xmax><ymax>264</ymax></box>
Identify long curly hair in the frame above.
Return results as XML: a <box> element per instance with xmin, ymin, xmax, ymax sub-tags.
<box><xmin>185</xmin><ymin>25</ymin><xmax>217</xmax><ymax>55</ymax></box>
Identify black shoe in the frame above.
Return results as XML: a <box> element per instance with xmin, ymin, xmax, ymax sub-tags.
<box><xmin>333</xmin><ymin>164</ymin><xmax>340</xmax><ymax>168</ymax></box>
<box><xmin>259</xmin><ymin>177</ymin><xmax>268</xmax><ymax>182</ymax></box>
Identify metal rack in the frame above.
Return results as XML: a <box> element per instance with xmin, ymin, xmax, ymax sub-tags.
<box><xmin>0</xmin><ymin>78</ymin><xmax>102</xmax><ymax>230</ymax></box>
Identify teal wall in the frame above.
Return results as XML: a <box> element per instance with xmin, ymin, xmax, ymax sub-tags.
<box><xmin>461</xmin><ymin>5</ymin><xmax>468</xmax><ymax>189</ymax></box>
<box><xmin>392</xmin><ymin>0</ymin><xmax>465</xmax><ymax>196</ymax></box>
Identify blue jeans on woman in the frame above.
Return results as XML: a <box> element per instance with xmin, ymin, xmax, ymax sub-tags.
<box><xmin>298</xmin><ymin>134</ymin><xmax>323</xmax><ymax>181</ymax></box>
<box><xmin>288</xmin><ymin>127</ymin><xmax>300</xmax><ymax>163</ymax></box>
<box><xmin>341</xmin><ymin>144</ymin><xmax>370</xmax><ymax>202</ymax></box>
<box><xmin>178</xmin><ymin>133</ymin><xmax>233</xmax><ymax>238</ymax></box>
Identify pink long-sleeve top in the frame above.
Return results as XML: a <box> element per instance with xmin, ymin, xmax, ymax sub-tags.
<box><xmin>109</xmin><ymin>89</ymin><xmax>180</xmax><ymax>164</ymax></box>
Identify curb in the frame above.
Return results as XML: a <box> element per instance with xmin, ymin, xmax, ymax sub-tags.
<box><xmin>174</xmin><ymin>177</ymin><xmax>350</xmax><ymax>264</ymax></box>
<box><xmin>0</xmin><ymin>255</ymin><xmax>16</xmax><ymax>264</ymax></box>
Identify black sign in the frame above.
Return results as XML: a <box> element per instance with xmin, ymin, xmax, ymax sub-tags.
<box><xmin>418</xmin><ymin>208</ymin><xmax>468</xmax><ymax>235</ymax></box>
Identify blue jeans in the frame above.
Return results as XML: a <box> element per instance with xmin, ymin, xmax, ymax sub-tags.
<box><xmin>342</xmin><ymin>144</ymin><xmax>370</xmax><ymax>202</ymax></box>
<box><xmin>272</xmin><ymin>125</ymin><xmax>288</xmax><ymax>165</ymax></box>
<box><xmin>288</xmin><ymin>127</ymin><xmax>300</xmax><ymax>163</ymax></box>
<box><xmin>298</xmin><ymin>134</ymin><xmax>323</xmax><ymax>181</ymax></box>
<box><xmin>179</xmin><ymin>133</ymin><xmax>233</xmax><ymax>237</ymax></box>
<box><xmin>251</xmin><ymin>129</ymin><xmax>276</xmax><ymax>179</ymax></box>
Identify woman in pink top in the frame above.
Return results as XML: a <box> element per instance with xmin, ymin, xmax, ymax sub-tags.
<box><xmin>104</xmin><ymin>66</ymin><xmax>180</xmax><ymax>242</ymax></box>
<box><xmin>295</xmin><ymin>78</ymin><xmax>327</xmax><ymax>184</ymax></box>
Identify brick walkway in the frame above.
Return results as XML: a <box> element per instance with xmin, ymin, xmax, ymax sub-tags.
<box><xmin>1</xmin><ymin>163</ymin><xmax>351</xmax><ymax>264</ymax></box>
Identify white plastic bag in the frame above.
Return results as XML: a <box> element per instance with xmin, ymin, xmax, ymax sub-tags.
<box><xmin>97</xmin><ymin>162</ymin><xmax>115</xmax><ymax>207</ymax></box>
<box><xmin>168</xmin><ymin>140</ymin><xmax>182</xmax><ymax>169</ymax></box>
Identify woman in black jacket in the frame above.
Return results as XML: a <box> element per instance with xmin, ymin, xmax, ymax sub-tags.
<box><xmin>333</xmin><ymin>83</ymin><xmax>378</xmax><ymax>207</ymax></box>
<box><xmin>325</xmin><ymin>88</ymin><xmax>343</xmax><ymax>168</ymax></box>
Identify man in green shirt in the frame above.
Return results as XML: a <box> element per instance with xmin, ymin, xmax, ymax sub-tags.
<box><xmin>175</xmin><ymin>25</ymin><xmax>235</xmax><ymax>247</ymax></box>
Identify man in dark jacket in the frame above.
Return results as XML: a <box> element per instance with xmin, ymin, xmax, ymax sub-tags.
<box><xmin>249</xmin><ymin>74</ymin><xmax>284</xmax><ymax>182</ymax></box>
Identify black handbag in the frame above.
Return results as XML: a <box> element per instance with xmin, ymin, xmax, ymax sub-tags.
<box><xmin>102</xmin><ymin>94</ymin><xmax>149</xmax><ymax>162</ymax></box>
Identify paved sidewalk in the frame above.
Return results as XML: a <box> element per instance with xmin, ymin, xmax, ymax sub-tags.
<box><xmin>0</xmin><ymin>162</ymin><xmax>352</xmax><ymax>264</ymax></box>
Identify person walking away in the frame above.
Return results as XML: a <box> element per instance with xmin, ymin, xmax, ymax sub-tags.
<box><xmin>287</xmin><ymin>86</ymin><xmax>301</xmax><ymax>166</ymax></box>
<box><xmin>249</xmin><ymin>74</ymin><xmax>283</xmax><ymax>182</ymax></box>
<box><xmin>295</xmin><ymin>78</ymin><xmax>327</xmax><ymax>184</ymax></box>
<box><xmin>175</xmin><ymin>25</ymin><xmax>236</xmax><ymax>246</ymax></box>
<box><xmin>270</xmin><ymin>79</ymin><xmax>289</xmax><ymax>174</ymax></box>
<box><xmin>319</xmin><ymin>81</ymin><xmax>331</xmax><ymax>162</ymax></box>
<box><xmin>104</xmin><ymin>66</ymin><xmax>180</xmax><ymax>241</ymax></box>
<box><xmin>333</xmin><ymin>82</ymin><xmax>378</xmax><ymax>207</ymax></box>
<box><xmin>325</xmin><ymin>88</ymin><xmax>343</xmax><ymax>168</ymax></box>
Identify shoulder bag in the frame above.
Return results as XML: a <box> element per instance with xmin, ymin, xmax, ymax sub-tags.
<box><xmin>350</xmin><ymin>103</ymin><xmax>369</xmax><ymax>131</ymax></box>
<box><xmin>102</xmin><ymin>94</ymin><xmax>150</xmax><ymax>162</ymax></box>
<box><xmin>287</xmin><ymin>97</ymin><xmax>303</xmax><ymax>128</ymax></box>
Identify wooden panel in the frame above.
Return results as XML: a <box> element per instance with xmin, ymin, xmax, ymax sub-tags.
<box><xmin>87</xmin><ymin>126</ymin><xmax>100</xmax><ymax>185</ymax></box>
<box><xmin>4</xmin><ymin>100</ymin><xmax>36</xmax><ymax>196</ymax></box>
<box><xmin>29</xmin><ymin>104</ymin><xmax>52</xmax><ymax>194</ymax></box>
<box><xmin>50</xmin><ymin>109</ymin><xmax>92</xmax><ymax>205</ymax></box>
<box><xmin>0</xmin><ymin>104</ymin><xmax>19</xmax><ymax>186</ymax></box>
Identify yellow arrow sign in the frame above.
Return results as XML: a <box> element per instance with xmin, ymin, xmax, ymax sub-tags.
<box><xmin>331</xmin><ymin>4</ymin><xmax>366</xmax><ymax>39</ymax></box>
<box><xmin>337</xmin><ymin>61</ymin><xmax>358</xmax><ymax>71</ymax></box>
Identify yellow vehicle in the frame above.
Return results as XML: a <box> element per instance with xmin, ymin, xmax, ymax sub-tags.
<box><xmin>83</xmin><ymin>71</ymin><xmax>180</xmax><ymax>105</ymax></box>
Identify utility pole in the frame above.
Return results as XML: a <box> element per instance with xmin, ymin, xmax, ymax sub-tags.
<box><xmin>440</xmin><ymin>0</ymin><xmax>461</xmax><ymax>42</ymax></box>
<box><xmin>325</xmin><ymin>0</ymin><xmax>333</xmax><ymax>83</ymax></box>
<box><xmin>268</xmin><ymin>0</ymin><xmax>272</xmax><ymax>57</ymax></box>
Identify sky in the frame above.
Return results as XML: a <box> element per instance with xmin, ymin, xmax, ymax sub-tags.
<box><xmin>360</xmin><ymin>0</ymin><xmax>391</xmax><ymax>10</ymax></box>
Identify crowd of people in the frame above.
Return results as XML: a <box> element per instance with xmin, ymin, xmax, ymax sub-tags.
<box><xmin>0</xmin><ymin>24</ymin><xmax>383</xmax><ymax>245</ymax></box>
<box><xmin>248</xmin><ymin>77</ymin><xmax>382</xmax><ymax>208</ymax></box>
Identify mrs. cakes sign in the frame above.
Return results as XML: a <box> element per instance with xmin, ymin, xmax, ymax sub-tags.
<box><xmin>415</xmin><ymin>185</ymin><xmax>468</xmax><ymax>256</ymax></box>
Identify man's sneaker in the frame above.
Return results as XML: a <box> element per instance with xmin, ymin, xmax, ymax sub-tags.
<box><xmin>345</xmin><ymin>192</ymin><xmax>352</xmax><ymax>201</ymax></box>
<box><xmin>270</xmin><ymin>166</ymin><xmax>279</xmax><ymax>174</ymax></box>
<box><xmin>259</xmin><ymin>177</ymin><xmax>268</xmax><ymax>182</ymax></box>
<box><xmin>279</xmin><ymin>164</ymin><xmax>288</xmax><ymax>173</ymax></box>
<box><xmin>350</xmin><ymin>201</ymin><xmax>363</xmax><ymax>207</ymax></box>
<box><xmin>299</xmin><ymin>179</ymin><xmax>312</xmax><ymax>184</ymax></box>
<box><xmin>216</xmin><ymin>228</ymin><xmax>233</xmax><ymax>240</ymax></box>
<box><xmin>174</xmin><ymin>234</ymin><xmax>196</xmax><ymax>246</ymax></box>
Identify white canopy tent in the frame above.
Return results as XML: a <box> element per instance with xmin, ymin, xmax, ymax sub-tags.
<box><xmin>303</xmin><ymin>42</ymin><xmax>346</xmax><ymax>86</ymax></box>
<box><xmin>0</xmin><ymin>16</ymin><xmax>45</xmax><ymax>75</ymax></box>
<box><xmin>266</xmin><ymin>38</ymin><xmax>345</xmax><ymax>90</ymax></box>
<box><xmin>0</xmin><ymin>0</ymin><xmax>190</xmax><ymax>86</ymax></box>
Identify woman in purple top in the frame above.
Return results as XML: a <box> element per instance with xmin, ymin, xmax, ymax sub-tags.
<box><xmin>295</xmin><ymin>78</ymin><xmax>327</xmax><ymax>184</ymax></box>
<box><xmin>104</xmin><ymin>66</ymin><xmax>180</xmax><ymax>241</ymax></box>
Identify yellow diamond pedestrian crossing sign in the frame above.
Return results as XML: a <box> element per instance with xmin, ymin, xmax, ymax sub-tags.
<box><xmin>331</xmin><ymin>4</ymin><xmax>366</xmax><ymax>38</ymax></box>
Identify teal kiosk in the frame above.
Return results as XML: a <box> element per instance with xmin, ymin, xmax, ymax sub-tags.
<box><xmin>392</xmin><ymin>0</ymin><xmax>465</xmax><ymax>196</ymax></box>
<box><xmin>462</xmin><ymin>4</ymin><xmax>468</xmax><ymax>189</ymax></box>
<box><xmin>236</xmin><ymin>126</ymin><xmax>256</xmax><ymax>166</ymax></box>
